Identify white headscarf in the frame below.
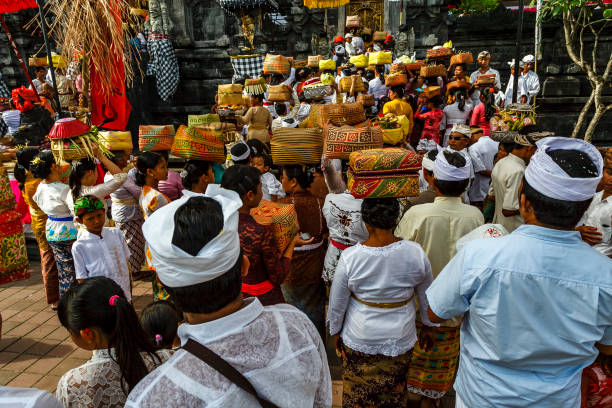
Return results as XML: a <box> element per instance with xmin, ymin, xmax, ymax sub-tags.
<box><xmin>433</xmin><ymin>150</ymin><xmax>471</xmax><ymax>181</ymax></box>
<box><xmin>524</xmin><ymin>137</ymin><xmax>603</xmax><ymax>202</ymax></box>
<box><xmin>422</xmin><ymin>152</ymin><xmax>436</xmax><ymax>172</ymax></box>
<box><xmin>450</xmin><ymin>124</ymin><xmax>471</xmax><ymax>138</ymax></box>
<box><xmin>142</xmin><ymin>184</ymin><xmax>243</xmax><ymax>288</ymax></box>
<box><xmin>416</xmin><ymin>138</ymin><xmax>438</xmax><ymax>152</ymax></box>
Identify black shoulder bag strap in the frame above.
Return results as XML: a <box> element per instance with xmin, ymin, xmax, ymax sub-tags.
<box><xmin>182</xmin><ymin>339</ymin><xmax>280</xmax><ymax>408</ymax></box>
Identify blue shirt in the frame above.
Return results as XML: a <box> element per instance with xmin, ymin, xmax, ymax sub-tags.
<box><xmin>426</xmin><ymin>224</ymin><xmax>612</xmax><ymax>407</ymax></box>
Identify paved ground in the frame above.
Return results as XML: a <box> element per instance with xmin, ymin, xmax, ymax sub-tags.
<box><xmin>0</xmin><ymin>255</ymin><xmax>343</xmax><ymax>406</ymax></box>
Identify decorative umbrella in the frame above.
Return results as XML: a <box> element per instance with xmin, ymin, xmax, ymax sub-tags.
<box><xmin>303</xmin><ymin>0</ymin><xmax>348</xmax><ymax>33</ymax></box>
<box><xmin>0</xmin><ymin>0</ymin><xmax>62</xmax><ymax>111</ymax></box>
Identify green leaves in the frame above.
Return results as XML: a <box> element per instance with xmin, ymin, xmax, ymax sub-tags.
<box><xmin>449</xmin><ymin>0</ymin><xmax>500</xmax><ymax>15</ymax></box>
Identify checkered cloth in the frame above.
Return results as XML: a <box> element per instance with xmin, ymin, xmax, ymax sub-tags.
<box><xmin>147</xmin><ymin>35</ymin><xmax>179</xmax><ymax>102</ymax></box>
<box><xmin>231</xmin><ymin>55</ymin><xmax>265</xmax><ymax>82</ymax></box>
<box><xmin>0</xmin><ymin>117</ymin><xmax>7</xmax><ymax>137</ymax></box>
<box><xmin>0</xmin><ymin>72</ymin><xmax>10</xmax><ymax>99</ymax></box>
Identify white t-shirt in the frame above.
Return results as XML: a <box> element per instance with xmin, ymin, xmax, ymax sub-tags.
<box><xmin>72</xmin><ymin>227</ymin><xmax>132</xmax><ymax>301</ymax></box>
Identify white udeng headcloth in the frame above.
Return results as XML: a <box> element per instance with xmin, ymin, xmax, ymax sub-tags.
<box><xmin>142</xmin><ymin>184</ymin><xmax>243</xmax><ymax>288</ymax></box>
<box><xmin>433</xmin><ymin>150</ymin><xmax>471</xmax><ymax>181</ymax></box>
<box><xmin>421</xmin><ymin>153</ymin><xmax>436</xmax><ymax>172</ymax></box>
<box><xmin>524</xmin><ymin>137</ymin><xmax>603</xmax><ymax>202</ymax></box>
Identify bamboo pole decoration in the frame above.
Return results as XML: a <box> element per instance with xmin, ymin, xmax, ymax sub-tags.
<box><xmin>0</xmin><ymin>14</ymin><xmax>40</xmax><ymax>101</ymax></box>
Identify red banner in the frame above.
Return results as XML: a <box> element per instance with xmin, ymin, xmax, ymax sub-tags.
<box><xmin>90</xmin><ymin>53</ymin><xmax>131</xmax><ymax>130</ymax></box>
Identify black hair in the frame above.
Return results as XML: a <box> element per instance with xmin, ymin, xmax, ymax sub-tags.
<box><xmin>156</xmin><ymin>150</ymin><xmax>169</xmax><ymax>162</ymax></box>
<box><xmin>270</xmin><ymin>74</ymin><xmax>285</xmax><ymax>86</ymax></box>
<box><xmin>181</xmin><ymin>160</ymin><xmax>212</xmax><ymax>191</ymax></box>
<box><xmin>423</xmin><ymin>149</ymin><xmax>439</xmax><ymax>176</ymax></box>
<box><xmin>220</xmin><ymin>164</ymin><xmax>261</xmax><ymax>197</ymax></box>
<box><xmin>365</xmin><ymin>70</ymin><xmax>375</xmax><ymax>81</ymax></box>
<box><xmin>58</xmin><ymin>277</ymin><xmax>160</xmax><ymax>395</ymax></box>
<box><xmin>230</xmin><ymin>143</ymin><xmax>251</xmax><ymax>165</ymax></box>
<box><xmin>246</xmin><ymin>139</ymin><xmax>270</xmax><ymax>157</ymax></box>
<box><xmin>30</xmin><ymin>150</ymin><xmax>55</xmax><ymax>180</ymax></box>
<box><xmin>109</xmin><ymin>150</ymin><xmax>128</xmax><ymax>165</ymax></box>
<box><xmin>69</xmin><ymin>158</ymin><xmax>97</xmax><ymax>201</ymax></box>
<box><xmin>375</xmin><ymin>64</ymin><xmax>385</xmax><ymax>83</ymax></box>
<box><xmin>454</xmin><ymin>88</ymin><xmax>467</xmax><ymax>112</ymax></box>
<box><xmin>361</xmin><ymin>198</ymin><xmax>399</xmax><ymax>230</ymax></box>
<box><xmin>433</xmin><ymin>151</ymin><xmax>470</xmax><ymax>196</ymax></box>
<box><xmin>13</xmin><ymin>147</ymin><xmax>40</xmax><ymax>190</ymax></box>
<box><xmin>34</xmin><ymin>66</ymin><xmax>46</xmax><ymax>73</ymax></box>
<box><xmin>521</xmin><ymin>149</ymin><xmax>598</xmax><ymax>228</ymax></box>
<box><xmin>250</xmin><ymin>93</ymin><xmax>264</xmax><ymax>102</ymax></box>
<box><xmin>283</xmin><ymin>165</ymin><xmax>315</xmax><ymax>189</ymax></box>
<box><xmin>500</xmin><ymin>142</ymin><xmax>515</xmax><ymax>154</ymax></box>
<box><xmin>252</xmin><ymin>152</ymin><xmax>272</xmax><ymax>168</ymax></box>
<box><xmin>518</xmin><ymin>124</ymin><xmax>541</xmax><ymax>135</ymax></box>
<box><xmin>429</xmin><ymin>95</ymin><xmax>443</xmax><ymax>106</ymax></box>
<box><xmin>391</xmin><ymin>86</ymin><xmax>404</xmax><ymax>98</ymax></box>
<box><xmin>140</xmin><ymin>301</ymin><xmax>179</xmax><ymax>350</ymax></box>
<box><xmin>454</xmin><ymin>63</ymin><xmax>467</xmax><ymax>73</ymax></box>
<box><xmin>482</xmin><ymin>87</ymin><xmax>496</xmax><ymax>121</ymax></box>
<box><xmin>167</xmin><ymin>196</ymin><xmax>242</xmax><ymax>314</ymax></box>
<box><xmin>135</xmin><ymin>151</ymin><xmax>163</xmax><ymax>187</ymax></box>
<box><xmin>275</xmin><ymin>102</ymin><xmax>287</xmax><ymax>116</ymax></box>
<box><xmin>171</xmin><ymin>196</ymin><xmax>223</xmax><ymax>256</ymax></box>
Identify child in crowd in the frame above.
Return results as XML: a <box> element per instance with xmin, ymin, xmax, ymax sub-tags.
<box><xmin>180</xmin><ymin>160</ymin><xmax>215</xmax><ymax>194</ymax></box>
<box><xmin>56</xmin><ymin>277</ymin><xmax>171</xmax><ymax>407</ymax></box>
<box><xmin>156</xmin><ymin>150</ymin><xmax>184</xmax><ymax>201</ymax></box>
<box><xmin>140</xmin><ymin>301</ymin><xmax>180</xmax><ymax>350</ymax></box>
<box><xmin>414</xmin><ymin>95</ymin><xmax>444</xmax><ymax>145</ymax></box>
<box><xmin>230</xmin><ymin>141</ymin><xmax>251</xmax><ymax>165</ymax></box>
<box><xmin>71</xmin><ymin>195</ymin><xmax>132</xmax><ymax>302</ymax></box>
<box><xmin>134</xmin><ymin>151</ymin><xmax>170</xmax><ymax>301</ymax></box>
<box><xmin>251</xmin><ymin>152</ymin><xmax>285</xmax><ymax>201</ymax></box>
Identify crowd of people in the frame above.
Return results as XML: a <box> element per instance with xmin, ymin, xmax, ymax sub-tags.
<box><xmin>0</xmin><ymin>41</ymin><xmax>610</xmax><ymax>408</ymax></box>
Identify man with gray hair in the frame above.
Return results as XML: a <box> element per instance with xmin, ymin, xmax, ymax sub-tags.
<box><xmin>469</xmin><ymin>51</ymin><xmax>501</xmax><ymax>107</ymax></box>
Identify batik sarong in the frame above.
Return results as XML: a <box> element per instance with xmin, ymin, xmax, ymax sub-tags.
<box><xmin>47</xmin><ymin>240</ymin><xmax>77</xmax><ymax>298</ymax></box>
<box><xmin>406</xmin><ymin>323</ymin><xmax>461</xmax><ymax>399</ymax></box>
<box><xmin>341</xmin><ymin>342</ymin><xmax>413</xmax><ymax>408</ymax></box>
<box><xmin>116</xmin><ymin>218</ymin><xmax>146</xmax><ymax>275</ymax></box>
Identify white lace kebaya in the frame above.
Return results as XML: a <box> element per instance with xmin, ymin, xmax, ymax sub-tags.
<box><xmin>56</xmin><ymin>348</ymin><xmax>172</xmax><ymax>408</ymax></box>
<box><xmin>327</xmin><ymin>240</ymin><xmax>436</xmax><ymax>357</ymax></box>
<box><xmin>125</xmin><ymin>298</ymin><xmax>332</xmax><ymax>407</ymax></box>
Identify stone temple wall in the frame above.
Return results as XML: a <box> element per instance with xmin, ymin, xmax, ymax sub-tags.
<box><xmin>1</xmin><ymin>3</ymin><xmax>610</xmax><ymax>143</ymax></box>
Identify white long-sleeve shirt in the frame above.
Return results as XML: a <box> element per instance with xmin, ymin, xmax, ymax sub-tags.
<box><xmin>520</xmin><ymin>70</ymin><xmax>540</xmax><ymax>103</ymax></box>
<box><xmin>504</xmin><ymin>74</ymin><xmax>525</xmax><ymax>106</ymax></box>
<box><xmin>327</xmin><ymin>240</ymin><xmax>435</xmax><ymax>357</ymax></box>
<box><xmin>126</xmin><ymin>298</ymin><xmax>332</xmax><ymax>407</ymax></box>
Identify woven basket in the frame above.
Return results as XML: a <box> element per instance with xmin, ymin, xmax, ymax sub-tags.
<box><xmin>271</xmin><ymin>128</ymin><xmax>323</xmax><ymax>165</ymax></box>
<box><xmin>188</xmin><ymin>114</ymin><xmax>220</xmax><ymax>126</ymax></box>
<box><xmin>171</xmin><ymin>125</ymin><xmax>225</xmax><ymax>163</ymax></box>
<box><xmin>349</xmin><ymin>55</ymin><xmax>368</xmax><ymax>68</ymax></box>
<box><xmin>421</xmin><ymin>86</ymin><xmax>441</xmax><ymax>99</ymax></box>
<box><xmin>319</xmin><ymin>59</ymin><xmax>336</xmax><ymax>71</ymax></box>
<box><xmin>50</xmin><ymin>138</ymin><xmax>92</xmax><ymax>161</ymax></box>
<box><xmin>327</xmin><ymin>103</ymin><xmax>366</xmax><ymax>127</ymax></box>
<box><xmin>218</xmin><ymin>93</ymin><xmax>244</xmax><ymax>106</ymax></box>
<box><xmin>357</xmin><ymin>93</ymin><xmax>375</xmax><ymax>107</ymax></box>
<box><xmin>405</xmin><ymin>61</ymin><xmax>424</xmax><ymax>72</ymax></box>
<box><xmin>263</xmin><ymin>54</ymin><xmax>290</xmax><ymax>75</ymax></box>
<box><xmin>426</xmin><ymin>47</ymin><xmax>453</xmax><ymax>59</ymax></box>
<box><xmin>369</xmin><ymin>52</ymin><xmax>392</xmax><ymax>66</ymax></box>
<box><xmin>446</xmin><ymin>80</ymin><xmax>472</xmax><ymax>94</ymax></box>
<box><xmin>308</xmin><ymin>55</ymin><xmax>323</xmax><ymax>68</ymax></box>
<box><xmin>250</xmin><ymin>200</ymin><xmax>299</xmax><ymax>252</ymax></box>
<box><xmin>450</xmin><ymin>52</ymin><xmax>473</xmax><ymax>65</ymax></box>
<box><xmin>323</xmin><ymin>123</ymin><xmax>383</xmax><ymax>160</ymax></box>
<box><xmin>346</xmin><ymin>15</ymin><xmax>361</xmax><ymax>27</ymax></box>
<box><xmin>373</xmin><ymin>31</ymin><xmax>387</xmax><ymax>42</ymax></box>
<box><xmin>267</xmin><ymin>85</ymin><xmax>292</xmax><ymax>102</ymax></box>
<box><xmin>303</xmin><ymin>84</ymin><xmax>333</xmax><ymax>101</ymax></box>
<box><xmin>476</xmin><ymin>74</ymin><xmax>496</xmax><ymax>86</ymax></box>
<box><xmin>420</xmin><ymin>64</ymin><xmax>447</xmax><ymax>78</ymax></box>
<box><xmin>301</xmin><ymin>104</ymin><xmax>329</xmax><ymax>128</ymax></box>
<box><xmin>385</xmin><ymin>73</ymin><xmax>408</xmax><ymax>87</ymax></box>
<box><xmin>28</xmin><ymin>57</ymin><xmax>48</xmax><ymax>67</ymax></box>
<box><xmin>197</xmin><ymin>122</ymin><xmax>237</xmax><ymax>143</ymax></box>
<box><xmin>390</xmin><ymin>63</ymin><xmax>406</xmax><ymax>73</ymax></box>
<box><xmin>347</xmin><ymin>147</ymin><xmax>421</xmax><ymax>198</ymax></box>
<box><xmin>339</xmin><ymin>76</ymin><xmax>366</xmax><ymax>93</ymax></box>
<box><xmin>99</xmin><ymin>131</ymin><xmax>133</xmax><ymax>151</ymax></box>
<box><xmin>138</xmin><ymin>125</ymin><xmax>175</xmax><ymax>152</ymax></box>
<box><xmin>490</xmin><ymin>130</ymin><xmax>519</xmax><ymax>143</ymax></box>
<box><xmin>218</xmin><ymin>84</ymin><xmax>242</xmax><ymax>94</ymax></box>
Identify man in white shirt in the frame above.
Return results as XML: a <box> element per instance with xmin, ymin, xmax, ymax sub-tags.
<box><xmin>126</xmin><ymin>185</ymin><xmax>332</xmax><ymax>407</ymax></box>
<box><xmin>504</xmin><ymin>59</ymin><xmax>525</xmax><ymax>107</ymax></box>
<box><xmin>29</xmin><ymin>67</ymin><xmax>48</xmax><ymax>94</ymax></box>
<box><xmin>520</xmin><ymin>54</ymin><xmax>540</xmax><ymax>104</ymax></box>
<box><xmin>345</xmin><ymin>33</ymin><xmax>359</xmax><ymax>57</ymax></box>
<box><xmin>469</xmin><ymin>51</ymin><xmax>501</xmax><ymax>107</ymax></box>
<box><xmin>468</xmin><ymin>126</ymin><xmax>499</xmax><ymax>208</ymax></box>
<box><xmin>577</xmin><ymin>150</ymin><xmax>612</xmax><ymax>256</ymax></box>
<box><xmin>488</xmin><ymin>133</ymin><xmax>538</xmax><ymax>232</ymax></box>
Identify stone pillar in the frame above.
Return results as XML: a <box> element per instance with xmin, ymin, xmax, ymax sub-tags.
<box><xmin>170</xmin><ymin>0</ymin><xmax>193</xmax><ymax>47</ymax></box>
<box><xmin>337</xmin><ymin>5</ymin><xmax>346</xmax><ymax>35</ymax></box>
<box><xmin>384</xmin><ymin>0</ymin><xmax>390</xmax><ymax>31</ymax></box>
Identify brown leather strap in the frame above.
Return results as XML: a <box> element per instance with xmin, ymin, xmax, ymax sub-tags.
<box><xmin>182</xmin><ymin>339</ymin><xmax>280</xmax><ymax>408</ymax></box>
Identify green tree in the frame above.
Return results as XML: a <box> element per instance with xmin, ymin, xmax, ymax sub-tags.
<box><xmin>539</xmin><ymin>0</ymin><xmax>612</xmax><ymax>141</ymax></box>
